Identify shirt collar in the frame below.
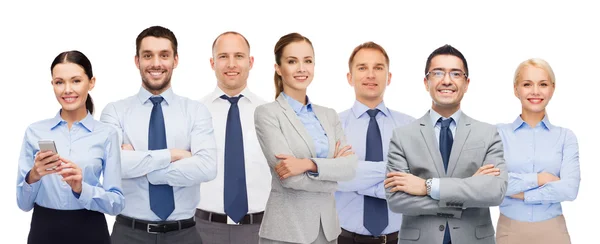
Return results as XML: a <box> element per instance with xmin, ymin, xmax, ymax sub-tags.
<box><xmin>429</xmin><ymin>109</ymin><xmax>461</xmax><ymax>126</ymax></box>
<box><xmin>511</xmin><ymin>114</ymin><xmax>553</xmax><ymax>131</ymax></box>
<box><xmin>282</xmin><ymin>92</ymin><xmax>312</xmax><ymax>114</ymax></box>
<box><xmin>136</xmin><ymin>86</ymin><xmax>174</xmax><ymax>105</ymax></box>
<box><xmin>208</xmin><ymin>85</ymin><xmax>256</xmax><ymax>103</ymax></box>
<box><xmin>49</xmin><ymin>110</ymin><xmax>95</xmax><ymax>132</ymax></box>
<box><xmin>351</xmin><ymin>100</ymin><xmax>389</xmax><ymax>119</ymax></box>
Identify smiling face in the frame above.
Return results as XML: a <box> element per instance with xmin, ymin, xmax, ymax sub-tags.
<box><xmin>135</xmin><ymin>36</ymin><xmax>178</xmax><ymax>94</ymax></box>
<box><xmin>514</xmin><ymin>65</ymin><xmax>555</xmax><ymax>114</ymax></box>
<box><xmin>276</xmin><ymin>40</ymin><xmax>315</xmax><ymax>93</ymax></box>
<box><xmin>211</xmin><ymin>33</ymin><xmax>253</xmax><ymax>94</ymax></box>
<box><xmin>347</xmin><ymin>48</ymin><xmax>391</xmax><ymax>104</ymax></box>
<box><xmin>51</xmin><ymin>62</ymin><xmax>95</xmax><ymax>114</ymax></box>
<box><xmin>424</xmin><ymin>54</ymin><xmax>470</xmax><ymax>112</ymax></box>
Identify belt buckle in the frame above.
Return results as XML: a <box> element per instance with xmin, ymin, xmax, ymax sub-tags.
<box><xmin>147</xmin><ymin>223</ymin><xmax>161</xmax><ymax>234</ymax></box>
<box><xmin>380</xmin><ymin>234</ymin><xmax>387</xmax><ymax>244</ymax></box>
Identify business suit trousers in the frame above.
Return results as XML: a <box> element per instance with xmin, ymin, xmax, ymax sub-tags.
<box><xmin>28</xmin><ymin>203</ymin><xmax>110</xmax><ymax>244</ymax></box>
<box><xmin>111</xmin><ymin>218</ymin><xmax>202</xmax><ymax>244</ymax></box>
<box><xmin>259</xmin><ymin>222</ymin><xmax>336</xmax><ymax>244</ymax></box>
<box><xmin>496</xmin><ymin>214</ymin><xmax>571</xmax><ymax>244</ymax></box>
<box><xmin>195</xmin><ymin>217</ymin><xmax>260</xmax><ymax>244</ymax></box>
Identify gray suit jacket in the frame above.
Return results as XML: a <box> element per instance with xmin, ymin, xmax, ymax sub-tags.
<box><xmin>254</xmin><ymin>94</ymin><xmax>358</xmax><ymax>243</ymax></box>
<box><xmin>386</xmin><ymin>111</ymin><xmax>507</xmax><ymax>244</ymax></box>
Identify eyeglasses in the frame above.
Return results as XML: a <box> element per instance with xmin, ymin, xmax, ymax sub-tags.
<box><xmin>426</xmin><ymin>70</ymin><xmax>467</xmax><ymax>81</ymax></box>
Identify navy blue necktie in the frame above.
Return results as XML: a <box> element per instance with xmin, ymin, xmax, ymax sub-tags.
<box><xmin>221</xmin><ymin>94</ymin><xmax>248</xmax><ymax>223</ymax></box>
<box><xmin>148</xmin><ymin>96</ymin><xmax>175</xmax><ymax>221</ymax></box>
<box><xmin>439</xmin><ymin>118</ymin><xmax>454</xmax><ymax>173</ymax></box>
<box><xmin>438</xmin><ymin>117</ymin><xmax>454</xmax><ymax>244</ymax></box>
<box><xmin>363</xmin><ymin>109</ymin><xmax>388</xmax><ymax>236</ymax></box>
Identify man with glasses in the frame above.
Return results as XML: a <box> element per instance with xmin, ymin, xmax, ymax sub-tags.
<box><xmin>384</xmin><ymin>44</ymin><xmax>507</xmax><ymax>244</ymax></box>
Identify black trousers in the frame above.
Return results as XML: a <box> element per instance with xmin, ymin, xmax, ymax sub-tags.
<box><xmin>28</xmin><ymin>203</ymin><xmax>110</xmax><ymax>244</ymax></box>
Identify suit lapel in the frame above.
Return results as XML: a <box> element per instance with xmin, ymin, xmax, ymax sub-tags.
<box><xmin>419</xmin><ymin>112</ymin><xmax>445</xmax><ymax>177</ymax></box>
<box><xmin>447</xmin><ymin>113</ymin><xmax>472</xmax><ymax>176</ymax></box>
<box><xmin>312</xmin><ymin>105</ymin><xmax>335</xmax><ymax>158</ymax></box>
<box><xmin>276</xmin><ymin>95</ymin><xmax>316</xmax><ymax>157</ymax></box>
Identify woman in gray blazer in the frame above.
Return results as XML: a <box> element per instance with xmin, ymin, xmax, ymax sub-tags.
<box><xmin>254</xmin><ymin>32</ymin><xmax>358</xmax><ymax>244</ymax></box>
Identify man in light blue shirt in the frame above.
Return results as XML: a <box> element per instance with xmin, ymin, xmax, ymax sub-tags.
<box><xmin>100</xmin><ymin>26</ymin><xmax>217</xmax><ymax>244</ymax></box>
<box><xmin>336</xmin><ymin>42</ymin><xmax>415</xmax><ymax>244</ymax></box>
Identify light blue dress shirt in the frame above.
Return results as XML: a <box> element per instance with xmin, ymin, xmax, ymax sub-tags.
<box><xmin>428</xmin><ymin>109</ymin><xmax>461</xmax><ymax>200</ymax></box>
<box><xmin>497</xmin><ymin>115</ymin><xmax>580</xmax><ymax>222</ymax></box>
<box><xmin>16</xmin><ymin>111</ymin><xmax>125</xmax><ymax>215</ymax></box>
<box><xmin>282</xmin><ymin>92</ymin><xmax>329</xmax><ymax>160</ymax></box>
<box><xmin>336</xmin><ymin>100</ymin><xmax>415</xmax><ymax>235</ymax></box>
<box><xmin>100</xmin><ymin>87</ymin><xmax>217</xmax><ymax>221</ymax></box>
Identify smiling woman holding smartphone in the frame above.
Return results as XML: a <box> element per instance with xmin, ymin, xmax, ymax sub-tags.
<box><xmin>16</xmin><ymin>50</ymin><xmax>125</xmax><ymax>244</ymax></box>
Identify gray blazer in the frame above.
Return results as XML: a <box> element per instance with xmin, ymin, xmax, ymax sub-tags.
<box><xmin>386</xmin><ymin>111</ymin><xmax>507</xmax><ymax>244</ymax></box>
<box><xmin>254</xmin><ymin>94</ymin><xmax>358</xmax><ymax>243</ymax></box>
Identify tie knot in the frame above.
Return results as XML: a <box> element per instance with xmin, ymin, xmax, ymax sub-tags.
<box><xmin>438</xmin><ymin>117</ymin><xmax>454</xmax><ymax>128</ymax></box>
<box><xmin>366</xmin><ymin>109</ymin><xmax>380</xmax><ymax>118</ymax></box>
<box><xmin>149</xmin><ymin>96</ymin><xmax>164</xmax><ymax>105</ymax></box>
<box><xmin>220</xmin><ymin>94</ymin><xmax>243</xmax><ymax>104</ymax></box>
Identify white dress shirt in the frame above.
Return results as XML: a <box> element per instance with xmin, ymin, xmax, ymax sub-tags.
<box><xmin>198</xmin><ymin>86</ymin><xmax>271</xmax><ymax>220</ymax></box>
<box><xmin>100</xmin><ymin>87</ymin><xmax>218</xmax><ymax>221</ymax></box>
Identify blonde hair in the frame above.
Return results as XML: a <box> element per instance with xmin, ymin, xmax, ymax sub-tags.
<box><xmin>513</xmin><ymin>58</ymin><xmax>556</xmax><ymax>85</ymax></box>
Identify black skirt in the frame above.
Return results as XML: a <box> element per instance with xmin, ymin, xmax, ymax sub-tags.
<box><xmin>28</xmin><ymin>203</ymin><xmax>110</xmax><ymax>244</ymax></box>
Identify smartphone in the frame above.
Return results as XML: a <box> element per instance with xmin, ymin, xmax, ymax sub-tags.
<box><xmin>38</xmin><ymin>140</ymin><xmax>59</xmax><ymax>170</ymax></box>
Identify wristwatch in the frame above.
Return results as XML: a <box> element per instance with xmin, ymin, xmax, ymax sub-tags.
<box><xmin>425</xmin><ymin>178</ymin><xmax>432</xmax><ymax>196</ymax></box>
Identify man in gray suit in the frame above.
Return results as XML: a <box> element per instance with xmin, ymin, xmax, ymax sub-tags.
<box><xmin>384</xmin><ymin>44</ymin><xmax>507</xmax><ymax>244</ymax></box>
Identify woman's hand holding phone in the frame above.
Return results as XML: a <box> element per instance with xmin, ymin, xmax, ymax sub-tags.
<box><xmin>27</xmin><ymin>151</ymin><xmax>62</xmax><ymax>184</ymax></box>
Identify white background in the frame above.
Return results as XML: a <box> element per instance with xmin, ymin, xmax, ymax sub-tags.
<box><xmin>1</xmin><ymin>0</ymin><xmax>597</xmax><ymax>243</ymax></box>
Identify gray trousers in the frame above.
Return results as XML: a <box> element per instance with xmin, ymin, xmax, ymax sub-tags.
<box><xmin>258</xmin><ymin>222</ymin><xmax>336</xmax><ymax>244</ymax></box>
<box><xmin>111</xmin><ymin>221</ymin><xmax>202</xmax><ymax>244</ymax></box>
<box><xmin>195</xmin><ymin>218</ymin><xmax>260</xmax><ymax>244</ymax></box>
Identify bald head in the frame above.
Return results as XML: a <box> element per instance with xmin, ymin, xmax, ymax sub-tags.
<box><xmin>212</xmin><ymin>31</ymin><xmax>250</xmax><ymax>56</ymax></box>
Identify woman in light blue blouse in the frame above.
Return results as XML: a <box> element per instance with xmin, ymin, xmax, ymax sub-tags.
<box><xmin>496</xmin><ymin>58</ymin><xmax>580</xmax><ymax>244</ymax></box>
<box><xmin>16</xmin><ymin>50</ymin><xmax>124</xmax><ymax>244</ymax></box>
<box><xmin>254</xmin><ymin>33</ymin><xmax>358</xmax><ymax>244</ymax></box>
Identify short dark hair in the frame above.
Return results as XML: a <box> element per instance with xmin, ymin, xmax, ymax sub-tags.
<box><xmin>211</xmin><ymin>31</ymin><xmax>250</xmax><ymax>54</ymax></box>
<box><xmin>425</xmin><ymin>44</ymin><xmax>469</xmax><ymax>77</ymax></box>
<box><xmin>135</xmin><ymin>26</ymin><xmax>178</xmax><ymax>56</ymax></box>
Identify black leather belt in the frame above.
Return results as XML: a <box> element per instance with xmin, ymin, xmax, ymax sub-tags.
<box><xmin>340</xmin><ymin>228</ymin><xmax>398</xmax><ymax>244</ymax></box>
<box><xmin>115</xmin><ymin>215</ymin><xmax>195</xmax><ymax>234</ymax></box>
<box><xmin>195</xmin><ymin>209</ymin><xmax>263</xmax><ymax>225</ymax></box>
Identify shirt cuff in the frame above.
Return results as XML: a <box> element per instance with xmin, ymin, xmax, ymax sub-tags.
<box><xmin>153</xmin><ymin>149</ymin><xmax>172</xmax><ymax>169</ymax></box>
<box><xmin>23</xmin><ymin>170</ymin><xmax>41</xmax><ymax>190</ymax></box>
<box><xmin>430</xmin><ymin>178</ymin><xmax>441</xmax><ymax>200</ymax></box>
<box><xmin>75</xmin><ymin>182</ymin><xmax>93</xmax><ymax>205</ymax></box>
<box><xmin>147</xmin><ymin>168</ymin><xmax>169</xmax><ymax>185</ymax></box>
<box><xmin>525</xmin><ymin>173</ymin><xmax>539</xmax><ymax>188</ymax></box>
<box><xmin>523</xmin><ymin>186</ymin><xmax>544</xmax><ymax>204</ymax></box>
<box><xmin>306</xmin><ymin>159</ymin><xmax>319</xmax><ymax>177</ymax></box>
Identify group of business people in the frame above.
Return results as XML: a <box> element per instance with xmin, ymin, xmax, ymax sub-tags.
<box><xmin>16</xmin><ymin>25</ymin><xmax>580</xmax><ymax>244</ymax></box>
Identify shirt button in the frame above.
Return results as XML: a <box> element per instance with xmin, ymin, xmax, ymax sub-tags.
<box><xmin>439</xmin><ymin>225</ymin><xmax>445</xmax><ymax>231</ymax></box>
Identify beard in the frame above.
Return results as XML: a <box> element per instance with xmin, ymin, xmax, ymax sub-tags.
<box><xmin>142</xmin><ymin>78</ymin><xmax>171</xmax><ymax>92</ymax></box>
<box><xmin>141</xmin><ymin>70</ymin><xmax>172</xmax><ymax>93</ymax></box>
